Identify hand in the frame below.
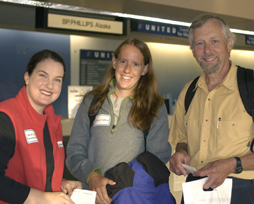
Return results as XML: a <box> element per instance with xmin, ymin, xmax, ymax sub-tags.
<box><xmin>24</xmin><ymin>188</ymin><xmax>75</xmax><ymax>204</ymax></box>
<box><xmin>169</xmin><ymin>143</ymin><xmax>190</xmax><ymax>176</ymax></box>
<box><xmin>88</xmin><ymin>172</ymin><xmax>116</xmax><ymax>204</ymax></box>
<box><xmin>61</xmin><ymin>180</ymin><xmax>83</xmax><ymax>196</ymax></box>
<box><xmin>193</xmin><ymin>158</ymin><xmax>236</xmax><ymax>189</ymax></box>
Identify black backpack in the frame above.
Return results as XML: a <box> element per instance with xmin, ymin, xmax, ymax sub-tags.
<box><xmin>185</xmin><ymin>66</ymin><xmax>254</xmax><ymax>152</ymax></box>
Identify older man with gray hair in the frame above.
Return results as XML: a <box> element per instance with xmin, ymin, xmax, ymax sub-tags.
<box><xmin>169</xmin><ymin>13</ymin><xmax>254</xmax><ymax>204</ymax></box>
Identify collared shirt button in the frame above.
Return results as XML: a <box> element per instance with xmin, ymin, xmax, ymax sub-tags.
<box><xmin>204</xmin><ymin>140</ymin><xmax>206</xmax><ymax>142</ymax></box>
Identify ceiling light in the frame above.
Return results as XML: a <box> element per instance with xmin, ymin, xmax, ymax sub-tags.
<box><xmin>1</xmin><ymin>0</ymin><xmax>254</xmax><ymax>36</ymax></box>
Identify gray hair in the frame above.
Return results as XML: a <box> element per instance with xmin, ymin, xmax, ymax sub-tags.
<box><xmin>188</xmin><ymin>13</ymin><xmax>236</xmax><ymax>49</ymax></box>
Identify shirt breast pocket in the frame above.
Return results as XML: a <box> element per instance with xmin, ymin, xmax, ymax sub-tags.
<box><xmin>216</xmin><ymin>119</ymin><xmax>254</xmax><ymax>150</ymax></box>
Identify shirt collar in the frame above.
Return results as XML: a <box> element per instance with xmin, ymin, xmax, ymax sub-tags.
<box><xmin>109</xmin><ymin>78</ymin><xmax>133</xmax><ymax>99</ymax></box>
<box><xmin>197</xmin><ymin>62</ymin><xmax>238</xmax><ymax>92</ymax></box>
<box><xmin>221</xmin><ymin>63</ymin><xmax>238</xmax><ymax>91</ymax></box>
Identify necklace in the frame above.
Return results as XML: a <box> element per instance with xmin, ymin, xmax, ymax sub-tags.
<box><xmin>113</xmin><ymin>92</ymin><xmax>118</xmax><ymax>98</ymax></box>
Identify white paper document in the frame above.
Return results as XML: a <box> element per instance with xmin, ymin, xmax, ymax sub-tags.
<box><xmin>182</xmin><ymin>163</ymin><xmax>197</xmax><ymax>174</ymax></box>
<box><xmin>70</xmin><ymin>189</ymin><xmax>96</xmax><ymax>204</ymax></box>
<box><xmin>182</xmin><ymin>177</ymin><xmax>232</xmax><ymax>204</ymax></box>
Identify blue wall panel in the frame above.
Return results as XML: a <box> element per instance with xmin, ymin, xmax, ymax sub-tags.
<box><xmin>0</xmin><ymin>28</ymin><xmax>70</xmax><ymax>118</ymax></box>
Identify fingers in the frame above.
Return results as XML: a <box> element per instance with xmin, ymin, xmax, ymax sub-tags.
<box><xmin>193</xmin><ymin>162</ymin><xmax>212</xmax><ymax>178</ymax></box>
<box><xmin>202</xmin><ymin>176</ymin><xmax>223</xmax><ymax>190</ymax></box>
<box><xmin>193</xmin><ymin>169</ymin><xmax>206</xmax><ymax>178</ymax></box>
<box><xmin>100</xmin><ymin>179</ymin><xmax>114</xmax><ymax>203</ymax></box>
<box><xmin>193</xmin><ymin>161</ymin><xmax>227</xmax><ymax>189</ymax></box>
<box><xmin>61</xmin><ymin>180</ymin><xmax>72</xmax><ymax>195</ymax></box>
<box><xmin>169</xmin><ymin>147</ymin><xmax>191</xmax><ymax>176</ymax></box>
<box><xmin>170</xmin><ymin>161</ymin><xmax>185</xmax><ymax>175</ymax></box>
<box><xmin>43</xmin><ymin>191</ymin><xmax>75</xmax><ymax>204</ymax></box>
<box><xmin>95</xmin><ymin>190</ymin><xmax>104</xmax><ymax>203</ymax></box>
<box><xmin>60</xmin><ymin>184</ymin><xmax>68</xmax><ymax>194</ymax></box>
<box><xmin>202</xmin><ymin>177</ymin><xmax>213</xmax><ymax>190</ymax></box>
<box><xmin>75</xmin><ymin>181</ymin><xmax>83</xmax><ymax>189</ymax></box>
<box><xmin>61</xmin><ymin>180</ymin><xmax>83</xmax><ymax>196</ymax></box>
<box><xmin>108</xmin><ymin>180</ymin><xmax>116</xmax><ymax>186</ymax></box>
<box><xmin>62</xmin><ymin>193</ymin><xmax>75</xmax><ymax>204</ymax></box>
<box><xmin>66</xmin><ymin>185</ymin><xmax>74</xmax><ymax>195</ymax></box>
<box><xmin>95</xmin><ymin>187</ymin><xmax>112</xmax><ymax>204</ymax></box>
<box><xmin>169</xmin><ymin>157</ymin><xmax>189</xmax><ymax>176</ymax></box>
<box><xmin>89</xmin><ymin>174</ymin><xmax>113</xmax><ymax>204</ymax></box>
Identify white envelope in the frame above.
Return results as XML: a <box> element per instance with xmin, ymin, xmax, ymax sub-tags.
<box><xmin>182</xmin><ymin>177</ymin><xmax>232</xmax><ymax>204</ymax></box>
<box><xmin>70</xmin><ymin>189</ymin><xmax>96</xmax><ymax>204</ymax></box>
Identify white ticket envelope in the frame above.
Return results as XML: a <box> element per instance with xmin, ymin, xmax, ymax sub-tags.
<box><xmin>70</xmin><ymin>189</ymin><xmax>96</xmax><ymax>204</ymax></box>
<box><xmin>182</xmin><ymin>163</ymin><xmax>197</xmax><ymax>174</ymax></box>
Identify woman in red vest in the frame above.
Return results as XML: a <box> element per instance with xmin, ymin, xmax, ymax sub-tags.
<box><xmin>0</xmin><ymin>50</ymin><xmax>82</xmax><ymax>203</ymax></box>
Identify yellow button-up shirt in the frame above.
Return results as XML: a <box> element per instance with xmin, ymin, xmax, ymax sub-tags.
<box><xmin>169</xmin><ymin>64</ymin><xmax>254</xmax><ymax>179</ymax></box>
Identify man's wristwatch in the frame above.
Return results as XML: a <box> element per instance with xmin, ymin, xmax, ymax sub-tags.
<box><xmin>234</xmin><ymin>157</ymin><xmax>243</xmax><ymax>174</ymax></box>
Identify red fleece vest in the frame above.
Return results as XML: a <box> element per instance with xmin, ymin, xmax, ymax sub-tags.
<box><xmin>0</xmin><ymin>87</ymin><xmax>64</xmax><ymax>203</ymax></box>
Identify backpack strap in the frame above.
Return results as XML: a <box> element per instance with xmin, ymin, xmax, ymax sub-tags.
<box><xmin>88</xmin><ymin>95</ymin><xmax>101</xmax><ymax>128</ymax></box>
<box><xmin>185</xmin><ymin>76</ymin><xmax>200</xmax><ymax>114</ymax></box>
<box><xmin>237</xmin><ymin>66</ymin><xmax>254</xmax><ymax>121</ymax></box>
<box><xmin>237</xmin><ymin>66</ymin><xmax>254</xmax><ymax>152</ymax></box>
<box><xmin>143</xmin><ymin>130</ymin><xmax>148</xmax><ymax>152</ymax></box>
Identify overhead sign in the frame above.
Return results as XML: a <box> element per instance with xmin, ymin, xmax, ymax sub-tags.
<box><xmin>177</xmin><ymin>26</ymin><xmax>189</xmax><ymax>38</ymax></box>
<box><xmin>48</xmin><ymin>13</ymin><xmax>123</xmax><ymax>34</ymax></box>
<box><xmin>131</xmin><ymin>20</ymin><xmax>188</xmax><ymax>38</ymax></box>
<box><xmin>80</xmin><ymin>50</ymin><xmax>114</xmax><ymax>60</ymax></box>
<box><xmin>80</xmin><ymin>49</ymin><xmax>114</xmax><ymax>86</ymax></box>
<box><xmin>246</xmin><ymin>35</ymin><xmax>254</xmax><ymax>46</ymax></box>
<box><xmin>36</xmin><ymin>8</ymin><xmax>124</xmax><ymax>35</ymax></box>
<box><xmin>132</xmin><ymin>20</ymin><xmax>177</xmax><ymax>36</ymax></box>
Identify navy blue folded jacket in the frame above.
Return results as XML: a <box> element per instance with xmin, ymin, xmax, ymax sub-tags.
<box><xmin>105</xmin><ymin>151</ymin><xmax>176</xmax><ymax>204</ymax></box>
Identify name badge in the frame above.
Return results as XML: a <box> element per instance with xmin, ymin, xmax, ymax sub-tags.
<box><xmin>57</xmin><ymin>141</ymin><xmax>64</xmax><ymax>148</ymax></box>
<box><xmin>24</xmin><ymin>129</ymin><xmax>39</xmax><ymax>144</ymax></box>
<box><xmin>93</xmin><ymin>114</ymin><xmax>111</xmax><ymax>126</ymax></box>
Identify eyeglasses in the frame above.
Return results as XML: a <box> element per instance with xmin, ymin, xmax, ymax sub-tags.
<box><xmin>117</xmin><ymin>59</ymin><xmax>144</xmax><ymax>69</ymax></box>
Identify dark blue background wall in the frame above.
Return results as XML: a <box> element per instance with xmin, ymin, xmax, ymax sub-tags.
<box><xmin>0</xmin><ymin>28</ymin><xmax>70</xmax><ymax>118</ymax></box>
